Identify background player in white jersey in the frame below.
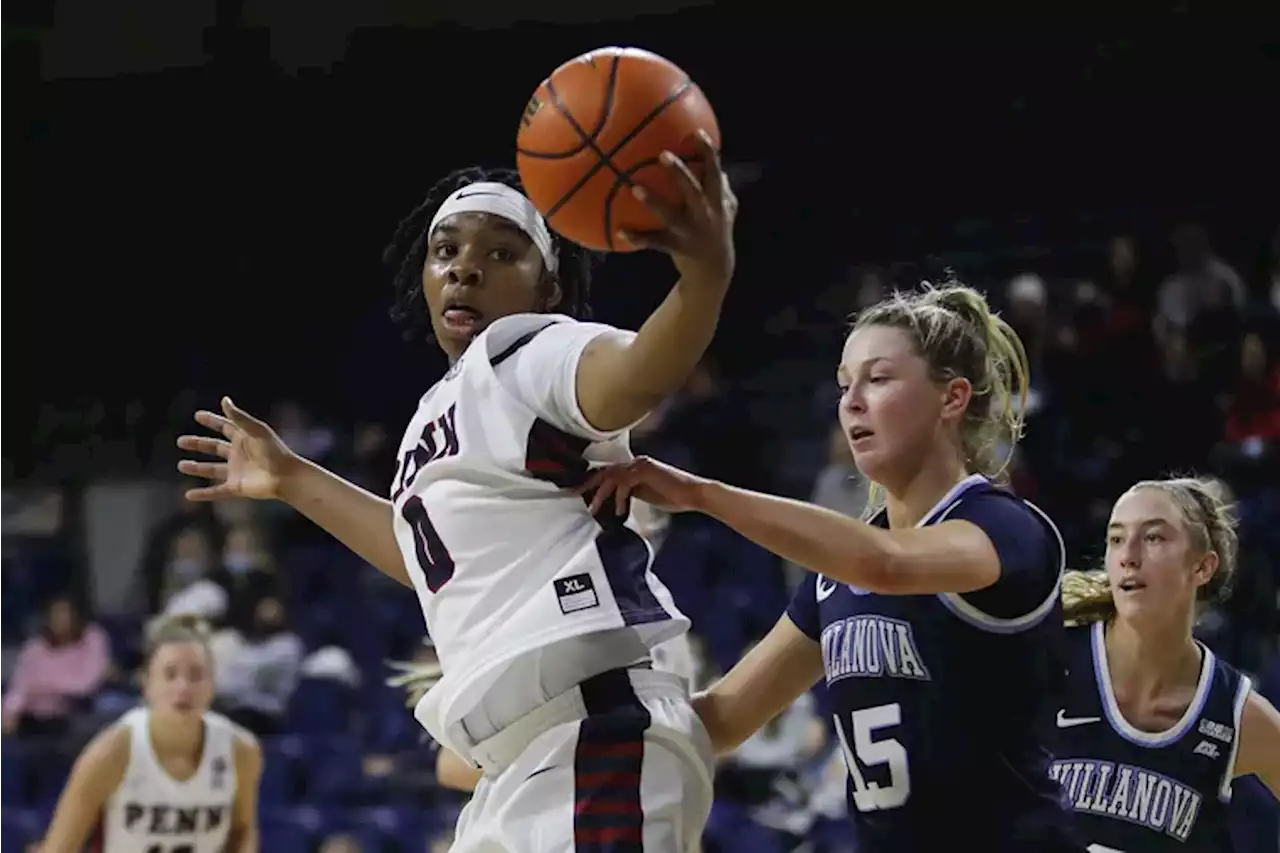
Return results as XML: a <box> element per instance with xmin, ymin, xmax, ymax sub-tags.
<box><xmin>1056</xmin><ymin>477</ymin><xmax>1279</xmax><ymax>852</ymax></box>
<box><xmin>177</xmin><ymin>135</ymin><xmax>737</xmax><ymax>852</ymax></box>
<box><xmin>39</xmin><ymin>614</ymin><xmax>262</xmax><ymax>853</ymax></box>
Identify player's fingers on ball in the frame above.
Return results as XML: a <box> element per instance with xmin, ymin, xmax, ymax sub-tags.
<box><xmin>618</xmin><ymin>228</ymin><xmax>679</xmax><ymax>255</ymax></box>
<box><xmin>630</xmin><ymin>183</ymin><xmax>680</xmax><ymax>229</ymax></box>
<box><xmin>659</xmin><ymin>151</ymin><xmax>707</xmax><ymax>216</ymax></box>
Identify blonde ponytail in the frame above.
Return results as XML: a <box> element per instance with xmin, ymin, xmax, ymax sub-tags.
<box><xmin>385</xmin><ymin>657</ymin><xmax>443</xmax><ymax>709</ymax></box>
<box><xmin>1061</xmin><ymin>570</ymin><xmax>1116</xmax><ymax>626</ymax></box>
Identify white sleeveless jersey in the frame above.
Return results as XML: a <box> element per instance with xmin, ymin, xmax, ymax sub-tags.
<box><xmin>99</xmin><ymin>708</ymin><xmax>241</xmax><ymax>853</ymax></box>
<box><xmin>391</xmin><ymin>314</ymin><xmax>688</xmax><ymax>749</ymax></box>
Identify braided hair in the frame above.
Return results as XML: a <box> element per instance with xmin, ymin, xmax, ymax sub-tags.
<box><xmin>383</xmin><ymin>166</ymin><xmax>599</xmax><ymax>343</ymax></box>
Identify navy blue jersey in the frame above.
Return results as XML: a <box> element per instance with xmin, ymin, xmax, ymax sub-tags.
<box><xmin>786</xmin><ymin>475</ymin><xmax>1082</xmax><ymax>853</ymax></box>
<box><xmin>1050</xmin><ymin>621</ymin><xmax>1253</xmax><ymax>852</ymax></box>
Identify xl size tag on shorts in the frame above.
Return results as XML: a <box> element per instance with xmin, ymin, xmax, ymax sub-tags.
<box><xmin>555</xmin><ymin>573</ymin><xmax>599</xmax><ymax>614</ymax></box>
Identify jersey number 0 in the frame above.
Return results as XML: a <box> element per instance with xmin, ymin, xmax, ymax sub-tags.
<box><xmin>401</xmin><ymin>496</ymin><xmax>456</xmax><ymax>591</ymax></box>
<box><xmin>834</xmin><ymin>702</ymin><xmax>912</xmax><ymax>812</ymax></box>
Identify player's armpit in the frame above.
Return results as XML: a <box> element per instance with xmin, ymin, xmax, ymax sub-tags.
<box><xmin>229</xmin><ymin>732</ymin><xmax>263</xmax><ymax>853</ymax></box>
<box><xmin>436</xmin><ymin>748</ymin><xmax>483</xmax><ymax>792</ymax></box>
<box><xmin>574</xmin><ymin>277</ymin><xmax>728</xmax><ymax>434</ymax></box>
<box><xmin>693</xmin><ymin>615</ymin><xmax>823</xmax><ymax>756</ymax></box>
<box><xmin>693</xmin><ymin>481</ymin><xmax>1000</xmax><ymax>595</ymax></box>
<box><xmin>1234</xmin><ymin>690</ymin><xmax>1280</xmax><ymax>797</ymax></box>
<box><xmin>40</xmin><ymin>725</ymin><xmax>131</xmax><ymax>853</ymax></box>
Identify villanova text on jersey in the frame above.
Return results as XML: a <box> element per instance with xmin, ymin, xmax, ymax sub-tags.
<box><xmin>787</xmin><ymin>475</ymin><xmax>1082</xmax><ymax>853</ymax></box>
<box><xmin>1050</xmin><ymin>621</ymin><xmax>1253</xmax><ymax>852</ymax></box>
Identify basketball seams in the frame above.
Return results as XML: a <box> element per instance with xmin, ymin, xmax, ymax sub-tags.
<box><xmin>539</xmin><ymin>79</ymin><xmax>697</xmax><ymax>250</ymax></box>
<box><xmin>516</xmin><ymin>55</ymin><xmax>624</xmax><ymax>161</ymax></box>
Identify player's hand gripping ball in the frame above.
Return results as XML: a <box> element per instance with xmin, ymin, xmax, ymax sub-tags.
<box><xmin>517</xmin><ymin>46</ymin><xmax>733</xmax><ymax>277</ymax></box>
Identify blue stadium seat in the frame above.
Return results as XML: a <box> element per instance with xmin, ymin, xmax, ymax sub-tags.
<box><xmin>260</xmin><ymin>737</ymin><xmax>301</xmax><ymax>805</ymax></box>
<box><xmin>2</xmin><ymin>739</ymin><xmax>25</xmax><ymax>806</ymax></box>
<box><xmin>260</xmin><ymin>807</ymin><xmax>314</xmax><ymax>853</ymax></box>
<box><xmin>1</xmin><ymin>807</ymin><xmax>42</xmax><ymax>852</ymax></box>
<box><xmin>303</xmin><ymin>736</ymin><xmax>363</xmax><ymax>803</ymax></box>
<box><xmin>286</xmin><ymin>678</ymin><xmax>354</xmax><ymax>734</ymax></box>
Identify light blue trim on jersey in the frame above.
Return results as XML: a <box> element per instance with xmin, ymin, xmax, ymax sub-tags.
<box><xmin>1218</xmin><ymin>673</ymin><xmax>1253</xmax><ymax>802</ymax></box>
<box><xmin>934</xmin><ymin>494</ymin><xmax>1066</xmax><ymax>634</ymax></box>
<box><xmin>1091</xmin><ymin>620</ymin><xmax>1216</xmax><ymax>748</ymax></box>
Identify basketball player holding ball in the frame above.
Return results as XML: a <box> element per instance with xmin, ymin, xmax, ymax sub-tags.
<box><xmin>178</xmin><ymin>48</ymin><xmax>735</xmax><ymax>853</ymax></box>
<box><xmin>38</xmin><ymin>615</ymin><xmax>262</xmax><ymax>853</ymax></box>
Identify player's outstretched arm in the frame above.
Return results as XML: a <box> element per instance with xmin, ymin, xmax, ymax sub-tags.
<box><xmin>39</xmin><ymin>725</ymin><xmax>130</xmax><ymax>853</ymax></box>
<box><xmin>1235</xmin><ymin>690</ymin><xmax>1280</xmax><ymax>797</ymax></box>
<box><xmin>436</xmin><ymin>748</ymin><xmax>483</xmax><ymax>792</ymax></box>
<box><xmin>692</xmin><ymin>614</ymin><xmax>824</xmax><ymax>755</ymax></box>
<box><xmin>177</xmin><ymin>397</ymin><xmax>411</xmax><ymax>588</ymax></box>
<box><xmin>585</xmin><ymin>457</ymin><xmax>1006</xmax><ymax>596</ymax></box>
<box><xmin>573</xmin><ymin>132</ymin><xmax>738</xmax><ymax>433</ymax></box>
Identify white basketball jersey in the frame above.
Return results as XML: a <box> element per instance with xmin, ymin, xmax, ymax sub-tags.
<box><xmin>391</xmin><ymin>314</ymin><xmax>689</xmax><ymax>748</ymax></box>
<box><xmin>99</xmin><ymin>708</ymin><xmax>240</xmax><ymax>853</ymax></box>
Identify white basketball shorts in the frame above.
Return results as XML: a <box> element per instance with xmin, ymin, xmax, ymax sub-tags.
<box><xmin>449</xmin><ymin>667</ymin><xmax>714</xmax><ymax>853</ymax></box>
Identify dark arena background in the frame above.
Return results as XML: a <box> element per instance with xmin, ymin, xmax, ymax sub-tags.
<box><xmin>3</xmin><ymin>1</ymin><xmax>1278</xmax><ymax>850</ymax></box>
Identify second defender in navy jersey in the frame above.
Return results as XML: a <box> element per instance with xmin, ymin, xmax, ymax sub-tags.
<box><xmin>1055</xmin><ymin>478</ymin><xmax>1280</xmax><ymax>853</ymax></box>
<box><xmin>584</xmin><ymin>283</ymin><xmax>1086</xmax><ymax>853</ymax></box>
<box><xmin>1052</xmin><ymin>622</ymin><xmax>1249</xmax><ymax>852</ymax></box>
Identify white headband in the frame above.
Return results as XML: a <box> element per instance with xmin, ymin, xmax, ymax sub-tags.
<box><xmin>428</xmin><ymin>182</ymin><xmax>558</xmax><ymax>274</ymax></box>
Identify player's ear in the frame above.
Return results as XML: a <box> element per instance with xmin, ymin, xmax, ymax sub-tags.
<box><xmin>538</xmin><ymin>272</ymin><xmax>563</xmax><ymax>312</ymax></box>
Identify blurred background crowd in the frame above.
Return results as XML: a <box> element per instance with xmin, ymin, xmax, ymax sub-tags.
<box><xmin>3</xmin><ymin>2</ymin><xmax>1278</xmax><ymax>852</ymax></box>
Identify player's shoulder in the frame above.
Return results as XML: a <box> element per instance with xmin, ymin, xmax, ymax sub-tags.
<box><xmin>76</xmin><ymin>716</ymin><xmax>134</xmax><ymax>774</ymax></box>
<box><xmin>205</xmin><ymin>711</ymin><xmax>260</xmax><ymax>750</ymax></box>
<box><xmin>480</xmin><ymin>313</ymin><xmax>624</xmax><ymax>359</ymax></box>
<box><xmin>951</xmin><ymin>483</ymin><xmax>1061</xmax><ymax>541</ymax></box>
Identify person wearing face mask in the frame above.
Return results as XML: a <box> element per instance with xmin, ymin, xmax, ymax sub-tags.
<box><xmin>211</xmin><ymin>596</ymin><xmax>304</xmax><ymax>736</ymax></box>
<box><xmin>160</xmin><ymin>527</ymin><xmax>230</xmax><ymax>622</ymax></box>
<box><xmin>213</xmin><ymin>523</ymin><xmax>286</xmax><ymax>633</ymax></box>
<box><xmin>1057</xmin><ymin>478</ymin><xmax>1280</xmax><ymax>852</ymax></box>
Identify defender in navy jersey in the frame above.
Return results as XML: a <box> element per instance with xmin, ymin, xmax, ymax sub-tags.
<box><xmin>1055</xmin><ymin>479</ymin><xmax>1280</xmax><ymax>852</ymax></box>
<box><xmin>586</xmin><ymin>282</ymin><xmax>1085</xmax><ymax>852</ymax></box>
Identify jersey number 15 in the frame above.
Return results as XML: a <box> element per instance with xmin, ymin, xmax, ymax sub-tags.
<box><xmin>834</xmin><ymin>702</ymin><xmax>912</xmax><ymax>812</ymax></box>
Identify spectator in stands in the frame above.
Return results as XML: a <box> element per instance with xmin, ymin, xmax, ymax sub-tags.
<box><xmin>211</xmin><ymin>595</ymin><xmax>304</xmax><ymax>735</ymax></box>
<box><xmin>1158</xmin><ymin>224</ymin><xmax>1247</xmax><ymax>379</ymax></box>
<box><xmin>2</xmin><ymin>594</ymin><xmax>110</xmax><ymax>738</ymax></box>
<box><xmin>156</xmin><ymin>525</ymin><xmax>229</xmax><ymax>621</ymax></box>
<box><xmin>212</xmin><ymin>521</ymin><xmax>286</xmax><ymax>631</ymax></box>
<box><xmin>1224</xmin><ymin>333</ymin><xmax>1280</xmax><ymax>447</ymax></box>
<box><xmin>137</xmin><ymin>485</ymin><xmax>226</xmax><ymax>614</ymax></box>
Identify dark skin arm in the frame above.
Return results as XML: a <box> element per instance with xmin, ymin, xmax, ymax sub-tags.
<box><xmin>574</xmin><ymin>133</ymin><xmax>738</xmax><ymax>432</ymax></box>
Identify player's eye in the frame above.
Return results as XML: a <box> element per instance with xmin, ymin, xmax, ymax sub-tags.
<box><xmin>868</xmin><ymin>375</ymin><xmax>891</xmax><ymax>385</ymax></box>
<box><xmin>490</xmin><ymin>247</ymin><xmax>517</xmax><ymax>263</ymax></box>
<box><xmin>1106</xmin><ymin>535</ymin><xmax>1123</xmax><ymax>546</ymax></box>
<box><xmin>432</xmin><ymin>242</ymin><xmax>457</xmax><ymax>259</ymax></box>
<box><xmin>1144</xmin><ymin>532</ymin><xmax>1165</xmax><ymax>543</ymax></box>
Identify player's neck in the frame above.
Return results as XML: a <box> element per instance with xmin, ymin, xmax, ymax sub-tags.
<box><xmin>884</xmin><ymin>448</ymin><xmax>969</xmax><ymax>529</ymax></box>
<box><xmin>149</xmin><ymin>712</ymin><xmax>204</xmax><ymax>758</ymax></box>
<box><xmin>1105</xmin><ymin>615</ymin><xmax>1201</xmax><ymax>697</ymax></box>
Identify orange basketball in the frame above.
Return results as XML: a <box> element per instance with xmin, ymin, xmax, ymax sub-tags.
<box><xmin>516</xmin><ymin>47</ymin><xmax>721</xmax><ymax>253</ymax></box>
